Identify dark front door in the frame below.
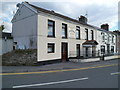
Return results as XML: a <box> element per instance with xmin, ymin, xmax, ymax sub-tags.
<box><xmin>107</xmin><ymin>44</ymin><xmax>110</xmax><ymax>54</ymax></box>
<box><xmin>61</xmin><ymin>42</ymin><xmax>68</xmax><ymax>62</ymax></box>
<box><xmin>76</xmin><ymin>44</ymin><xmax>80</xmax><ymax>57</ymax></box>
<box><xmin>85</xmin><ymin>47</ymin><xmax>88</xmax><ymax>57</ymax></box>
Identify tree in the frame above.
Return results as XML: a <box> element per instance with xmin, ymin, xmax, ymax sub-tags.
<box><xmin>0</xmin><ymin>25</ymin><xmax>5</xmax><ymax>31</ymax></box>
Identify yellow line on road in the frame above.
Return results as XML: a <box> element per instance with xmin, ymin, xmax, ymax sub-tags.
<box><xmin>0</xmin><ymin>64</ymin><xmax>118</xmax><ymax>76</ymax></box>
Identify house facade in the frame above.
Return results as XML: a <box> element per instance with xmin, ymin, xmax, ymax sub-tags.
<box><xmin>12</xmin><ymin>2</ymin><xmax>117</xmax><ymax>63</ymax></box>
<box><xmin>113</xmin><ymin>30</ymin><xmax>120</xmax><ymax>54</ymax></box>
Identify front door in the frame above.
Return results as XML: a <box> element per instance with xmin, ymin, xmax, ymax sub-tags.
<box><xmin>107</xmin><ymin>44</ymin><xmax>110</xmax><ymax>55</ymax></box>
<box><xmin>76</xmin><ymin>44</ymin><xmax>80</xmax><ymax>57</ymax></box>
<box><xmin>85</xmin><ymin>47</ymin><xmax>88</xmax><ymax>57</ymax></box>
<box><xmin>61</xmin><ymin>42</ymin><xmax>68</xmax><ymax>62</ymax></box>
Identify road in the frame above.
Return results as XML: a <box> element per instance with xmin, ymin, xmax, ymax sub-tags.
<box><xmin>2</xmin><ymin>60</ymin><xmax>119</xmax><ymax>88</ymax></box>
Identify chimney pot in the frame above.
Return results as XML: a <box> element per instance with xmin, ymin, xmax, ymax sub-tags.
<box><xmin>79</xmin><ymin>15</ymin><xmax>87</xmax><ymax>24</ymax></box>
<box><xmin>101</xmin><ymin>24</ymin><xmax>109</xmax><ymax>31</ymax></box>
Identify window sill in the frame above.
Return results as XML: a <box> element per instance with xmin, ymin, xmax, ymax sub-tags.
<box><xmin>62</xmin><ymin>37</ymin><xmax>67</xmax><ymax>39</ymax></box>
<box><xmin>76</xmin><ymin>38</ymin><xmax>81</xmax><ymax>40</ymax></box>
<box><xmin>47</xmin><ymin>36</ymin><xmax>56</xmax><ymax>38</ymax></box>
<box><xmin>48</xmin><ymin>52</ymin><xmax>55</xmax><ymax>53</ymax></box>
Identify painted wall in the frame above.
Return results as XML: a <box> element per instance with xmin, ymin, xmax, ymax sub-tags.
<box><xmin>12</xmin><ymin>3</ymin><xmax>117</xmax><ymax>62</ymax></box>
<box><xmin>38</xmin><ymin>12</ymin><xmax>115</xmax><ymax>61</ymax></box>
<box><xmin>96</xmin><ymin>30</ymin><xmax>116</xmax><ymax>54</ymax></box>
<box><xmin>12</xmin><ymin>4</ymin><xmax>37</xmax><ymax>49</ymax></box>
<box><xmin>37</xmin><ymin>12</ymin><xmax>117</xmax><ymax>62</ymax></box>
<box><xmin>0</xmin><ymin>38</ymin><xmax>13</xmax><ymax>55</ymax></box>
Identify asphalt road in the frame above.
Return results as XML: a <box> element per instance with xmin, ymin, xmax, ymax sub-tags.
<box><xmin>2</xmin><ymin>60</ymin><xmax>119</xmax><ymax>88</ymax></box>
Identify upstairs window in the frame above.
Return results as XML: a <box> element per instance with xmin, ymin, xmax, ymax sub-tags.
<box><xmin>62</xmin><ymin>23</ymin><xmax>67</xmax><ymax>38</ymax></box>
<box><xmin>48</xmin><ymin>43</ymin><xmax>55</xmax><ymax>53</ymax></box>
<box><xmin>76</xmin><ymin>26</ymin><xmax>80</xmax><ymax>39</ymax></box>
<box><xmin>91</xmin><ymin>30</ymin><xmax>94</xmax><ymax>40</ymax></box>
<box><xmin>85</xmin><ymin>28</ymin><xmax>88</xmax><ymax>40</ymax></box>
<box><xmin>48</xmin><ymin>20</ymin><xmax>55</xmax><ymax>37</ymax></box>
<box><xmin>101</xmin><ymin>32</ymin><xmax>105</xmax><ymax>41</ymax></box>
<box><xmin>112</xmin><ymin>35</ymin><xmax>114</xmax><ymax>43</ymax></box>
<box><xmin>108</xmin><ymin>34</ymin><xmax>110</xmax><ymax>42</ymax></box>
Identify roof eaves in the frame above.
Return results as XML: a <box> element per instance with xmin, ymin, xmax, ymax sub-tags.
<box><xmin>28</xmin><ymin>3</ymin><xmax>94</xmax><ymax>27</ymax></box>
<box><xmin>28</xmin><ymin>3</ymin><xmax>116</xmax><ymax>34</ymax></box>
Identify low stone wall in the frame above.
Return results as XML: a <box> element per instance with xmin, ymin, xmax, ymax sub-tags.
<box><xmin>69</xmin><ymin>59</ymin><xmax>80</xmax><ymax>63</ymax></box>
<box><xmin>69</xmin><ymin>55</ymin><xmax>120</xmax><ymax>63</ymax></box>
<box><xmin>2</xmin><ymin>49</ymin><xmax>37</xmax><ymax>66</ymax></box>
<box><xmin>104</xmin><ymin>55</ymin><xmax>120</xmax><ymax>61</ymax></box>
<box><xmin>80</xmin><ymin>58</ymin><xmax>100</xmax><ymax>62</ymax></box>
<box><xmin>69</xmin><ymin>58</ymin><xmax>100</xmax><ymax>63</ymax></box>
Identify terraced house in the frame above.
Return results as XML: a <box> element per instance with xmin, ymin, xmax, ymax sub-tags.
<box><xmin>12</xmin><ymin>2</ymin><xmax>117</xmax><ymax>63</ymax></box>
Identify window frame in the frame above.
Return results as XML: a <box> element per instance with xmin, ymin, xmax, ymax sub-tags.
<box><xmin>85</xmin><ymin>28</ymin><xmax>88</xmax><ymax>40</ymax></box>
<box><xmin>91</xmin><ymin>30</ymin><xmax>94</xmax><ymax>40</ymax></box>
<box><xmin>62</xmin><ymin>23</ymin><xmax>67</xmax><ymax>39</ymax></box>
<box><xmin>47</xmin><ymin>43</ymin><xmax>55</xmax><ymax>53</ymax></box>
<box><xmin>111</xmin><ymin>46</ymin><xmax>114</xmax><ymax>53</ymax></box>
<box><xmin>48</xmin><ymin>20</ymin><xmax>55</xmax><ymax>37</ymax></box>
<box><xmin>112</xmin><ymin>35</ymin><xmax>114</xmax><ymax>43</ymax></box>
<box><xmin>76</xmin><ymin>26</ymin><xmax>80</xmax><ymax>39</ymax></box>
<box><xmin>101</xmin><ymin>45</ymin><xmax>105</xmax><ymax>54</ymax></box>
<box><xmin>108</xmin><ymin>34</ymin><xmax>110</xmax><ymax>42</ymax></box>
<box><xmin>101</xmin><ymin>32</ymin><xmax>105</xmax><ymax>42</ymax></box>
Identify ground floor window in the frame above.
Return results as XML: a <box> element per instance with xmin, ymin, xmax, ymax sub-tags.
<box><xmin>48</xmin><ymin>43</ymin><xmax>55</xmax><ymax>53</ymax></box>
<box><xmin>101</xmin><ymin>45</ymin><xmax>105</xmax><ymax>54</ymax></box>
<box><xmin>111</xmin><ymin>46</ymin><xmax>114</xmax><ymax>53</ymax></box>
<box><xmin>92</xmin><ymin>46</ymin><xmax>95</xmax><ymax>57</ymax></box>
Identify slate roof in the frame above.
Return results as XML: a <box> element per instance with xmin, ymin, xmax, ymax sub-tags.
<box><xmin>27</xmin><ymin>3</ymin><xmax>116</xmax><ymax>35</ymax></box>
<box><xmin>0</xmin><ymin>32</ymin><xmax>13</xmax><ymax>39</ymax></box>
<box><xmin>11</xmin><ymin>2</ymin><xmax>115</xmax><ymax>36</ymax></box>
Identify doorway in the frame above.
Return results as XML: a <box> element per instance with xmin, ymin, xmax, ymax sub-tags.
<box><xmin>85</xmin><ymin>47</ymin><xmax>89</xmax><ymax>57</ymax></box>
<box><xmin>107</xmin><ymin>44</ymin><xmax>110</xmax><ymax>55</ymax></box>
<box><xmin>61</xmin><ymin>42</ymin><xmax>68</xmax><ymax>62</ymax></box>
<box><xmin>76</xmin><ymin>44</ymin><xmax>80</xmax><ymax>57</ymax></box>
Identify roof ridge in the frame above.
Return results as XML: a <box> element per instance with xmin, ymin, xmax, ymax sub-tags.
<box><xmin>27</xmin><ymin>2</ymin><xmax>115</xmax><ymax>34</ymax></box>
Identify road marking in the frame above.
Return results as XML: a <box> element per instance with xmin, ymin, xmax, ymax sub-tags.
<box><xmin>13</xmin><ymin>77</ymin><xmax>88</xmax><ymax>88</ymax></box>
<box><xmin>0</xmin><ymin>64</ymin><xmax>118</xmax><ymax>76</ymax></box>
<box><xmin>111</xmin><ymin>72</ymin><xmax>120</xmax><ymax>75</ymax></box>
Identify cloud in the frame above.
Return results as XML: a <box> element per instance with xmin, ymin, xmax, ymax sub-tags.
<box><xmin>0</xmin><ymin>2</ymin><xmax>17</xmax><ymax>32</ymax></box>
<box><xmin>33</xmin><ymin>1</ymin><xmax>118</xmax><ymax>31</ymax></box>
<box><xmin>0</xmin><ymin>0</ymin><xmax>119</xmax><ymax>32</ymax></box>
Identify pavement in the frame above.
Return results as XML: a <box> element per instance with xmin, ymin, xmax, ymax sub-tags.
<box><xmin>1</xmin><ymin>59</ymin><xmax>119</xmax><ymax>73</ymax></box>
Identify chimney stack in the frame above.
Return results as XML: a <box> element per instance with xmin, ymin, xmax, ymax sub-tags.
<box><xmin>79</xmin><ymin>16</ymin><xmax>87</xmax><ymax>24</ymax></box>
<box><xmin>101</xmin><ymin>24</ymin><xmax>109</xmax><ymax>31</ymax></box>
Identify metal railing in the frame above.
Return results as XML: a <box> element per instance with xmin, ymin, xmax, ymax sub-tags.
<box><xmin>69</xmin><ymin>50</ymin><xmax>118</xmax><ymax>59</ymax></box>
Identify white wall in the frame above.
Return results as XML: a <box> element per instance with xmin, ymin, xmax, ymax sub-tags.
<box><xmin>12</xmin><ymin>4</ymin><xmax>38</xmax><ymax>49</ymax></box>
<box><xmin>96</xmin><ymin>30</ymin><xmax>116</xmax><ymax>54</ymax></box>
<box><xmin>37</xmin><ymin>12</ymin><xmax>117</xmax><ymax>62</ymax></box>
<box><xmin>12</xmin><ymin>3</ymin><xmax>117</xmax><ymax>62</ymax></box>
<box><xmin>37</xmin><ymin>13</ymin><xmax>96</xmax><ymax>61</ymax></box>
<box><xmin>0</xmin><ymin>38</ymin><xmax>13</xmax><ymax>55</ymax></box>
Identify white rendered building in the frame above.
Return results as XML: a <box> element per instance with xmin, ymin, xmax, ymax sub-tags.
<box><xmin>12</xmin><ymin>2</ymin><xmax>117</xmax><ymax>63</ymax></box>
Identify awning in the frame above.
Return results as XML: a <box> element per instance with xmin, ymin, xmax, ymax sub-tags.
<box><xmin>82</xmin><ymin>40</ymin><xmax>98</xmax><ymax>47</ymax></box>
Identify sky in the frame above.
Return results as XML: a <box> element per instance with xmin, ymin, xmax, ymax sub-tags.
<box><xmin>0</xmin><ymin>0</ymin><xmax>119</xmax><ymax>32</ymax></box>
